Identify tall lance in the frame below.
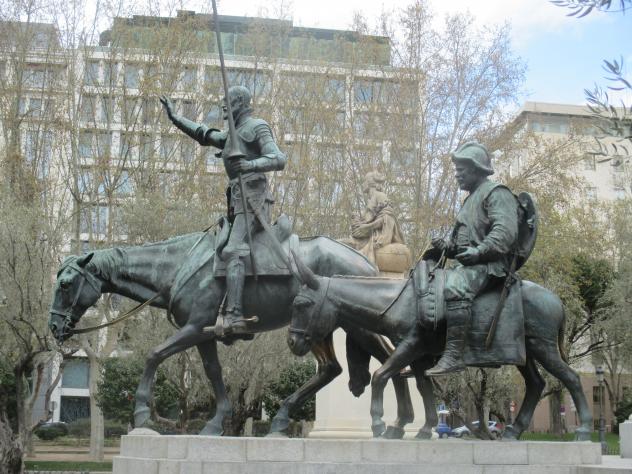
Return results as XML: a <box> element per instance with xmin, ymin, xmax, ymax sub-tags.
<box><xmin>211</xmin><ymin>0</ymin><xmax>257</xmax><ymax>280</ymax></box>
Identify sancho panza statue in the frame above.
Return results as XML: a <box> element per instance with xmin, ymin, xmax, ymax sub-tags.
<box><xmin>342</xmin><ymin>171</ymin><xmax>407</xmax><ymax>268</ymax></box>
<box><xmin>426</xmin><ymin>141</ymin><xmax>519</xmax><ymax>376</ymax></box>
<box><xmin>160</xmin><ymin>86</ymin><xmax>287</xmax><ymax>333</ymax></box>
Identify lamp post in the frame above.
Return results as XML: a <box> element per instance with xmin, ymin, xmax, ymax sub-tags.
<box><xmin>596</xmin><ymin>365</ymin><xmax>607</xmax><ymax>454</ymax></box>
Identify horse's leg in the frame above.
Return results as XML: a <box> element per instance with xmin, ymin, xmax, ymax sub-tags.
<box><xmin>134</xmin><ymin>324</ymin><xmax>207</xmax><ymax>427</ymax></box>
<box><xmin>410</xmin><ymin>357</ymin><xmax>439</xmax><ymax>439</ymax></box>
<box><xmin>196</xmin><ymin>339</ymin><xmax>231</xmax><ymax>435</ymax></box>
<box><xmin>532</xmin><ymin>340</ymin><xmax>593</xmax><ymax>440</ymax></box>
<box><xmin>370</xmin><ymin>330</ymin><xmax>422</xmax><ymax>438</ymax></box>
<box><xmin>348</xmin><ymin>331</ymin><xmax>415</xmax><ymax>439</ymax></box>
<box><xmin>503</xmin><ymin>356</ymin><xmax>544</xmax><ymax>440</ymax></box>
<box><xmin>268</xmin><ymin>332</ymin><xmax>342</xmax><ymax>436</ymax></box>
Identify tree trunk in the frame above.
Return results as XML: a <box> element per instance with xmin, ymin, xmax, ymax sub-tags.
<box><xmin>0</xmin><ymin>414</ymin><xmax>23</xmax><ymax>474</ymax></box>
<box><xmin>88</xmin><ymin>356</ymin><xmax>104</xmax><ymax>461</ymax></box>
<box><xmin>549</xmin><ymin>389</ymin><xmax>563</xmax><ymax>436</ymax></box>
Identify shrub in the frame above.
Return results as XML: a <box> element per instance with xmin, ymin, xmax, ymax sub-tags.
<box><xmin>261</xmin><ymin>359</ymin><xmax>316</xmax><ymax>422</ymax></box>
<box><xmin>34</xmin><ymin>422</ymin><xmax>68</xmax><ymax>441</ymax></box>
<box><xmin>67</xmin><ymin>418</ymin><xmax>91</xmax><ymax>438</ymax></box>
<box><xmin>104</xmin><ymin>420</ymin><xmax>127</xmax><ymax>438</ymax></box>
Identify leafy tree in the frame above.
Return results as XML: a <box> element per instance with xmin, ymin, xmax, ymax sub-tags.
<box><xmin>95</xmin><ymin>357</ymin><xmax>179</xmax><ymax>426</ymax></box>
<box><xmin>262</xmin><ymin>359</ymin><xmax>317</xmax><ymax>422</ymax></box>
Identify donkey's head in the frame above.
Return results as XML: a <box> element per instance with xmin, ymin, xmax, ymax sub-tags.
<box><xmin>287</xmin><ymin>251</ymin><xmax>337</xmax><ymax>356</ymax></box>
<box><xmin>49</xmin><ymin>253</ymin><xmax>102</xmax><ymax>343</ymax></box>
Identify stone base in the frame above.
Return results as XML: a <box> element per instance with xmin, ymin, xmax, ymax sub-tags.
<box><xmin>114</xmin><ymin>435</ymin><xmax>602</xmax><ymax>474</ymax></box>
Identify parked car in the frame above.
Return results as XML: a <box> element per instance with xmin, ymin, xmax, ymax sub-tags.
<box><xmin>451</xmin><ymin>420</ymin><xmax>503</xmax><ymax>439</ymax></box>
<box><xmin>435</xmin><ymin>421</ymin><xmax>452</xmax><ymax>439</ymax></box>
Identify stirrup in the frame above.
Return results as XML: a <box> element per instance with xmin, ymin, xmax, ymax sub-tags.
<box><xmin>425</xmin><ymin>356</ymin><xmax>465</xmax><ymax>377</ymax></box>
<box><xmin>202</xmin><ymin>314</ymin><xmax>259</xmax><ymax>337</ymax></box>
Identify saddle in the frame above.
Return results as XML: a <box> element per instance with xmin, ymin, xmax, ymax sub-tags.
<box><xmin>412</xmin><ymin>260</ymin><xmax>526</xmax><ymax>367</ymax></box>
<box><xmin>213</xmin><ymin>214</ymin><xmax>298</xmax><ymax>277</ymax></box>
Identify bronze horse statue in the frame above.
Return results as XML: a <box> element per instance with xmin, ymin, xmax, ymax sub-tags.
<box><xmin>287</xmin><ymin>255</ymin><xmax>593</xmax><ymax>441</ymax></box>
<box><xmin>48</xmin><ymin>231</ymin><xmax>415</xmax><ymax>436</ymax></box>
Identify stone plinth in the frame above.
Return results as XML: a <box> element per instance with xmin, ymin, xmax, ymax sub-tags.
<box><xmin>114</xmin><ymin>435</ymin><xmax>603</xmax><ymax>474</ymax></box>
<box><xmin>620</xmin><ymin>418</ymin><xmax>632</xmax><ymax>458</ymax></box>
<box><xmin>310</xmin><ymin>327</ymin><xmax>425</xmax><ymax>439</ymax></box>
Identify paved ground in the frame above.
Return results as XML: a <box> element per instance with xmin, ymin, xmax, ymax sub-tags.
<box><xmin>26</xmin><ymin>444</ymin><xmax>120</xmax><ymax>462</ymax></box>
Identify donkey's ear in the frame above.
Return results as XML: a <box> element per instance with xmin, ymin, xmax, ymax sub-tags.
<box><xmin>76</xmin><ymin>252</ymin><xmax>95</xmax><ymax>268</ymax></box>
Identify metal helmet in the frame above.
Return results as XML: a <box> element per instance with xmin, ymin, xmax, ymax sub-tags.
<box><xmin>450</xmin><ymin>141</ymin><xmax>494</xmax><ymax>175</ymax></box>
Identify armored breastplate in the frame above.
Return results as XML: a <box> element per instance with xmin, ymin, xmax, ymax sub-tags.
<box><xmin>221</xmin><ymin>116</ymin><xmax>267</xmax><ymax>179</ymax></box>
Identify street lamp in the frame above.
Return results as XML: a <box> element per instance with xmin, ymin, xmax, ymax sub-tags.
<box><xmin>596</xmin><ymin>365</ymin><xmax>607</xmax><ymax>454</ymax></box>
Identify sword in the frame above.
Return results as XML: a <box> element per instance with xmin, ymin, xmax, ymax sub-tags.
<box><xmin>211</xmin><ymin>0</ymin><xmax>257</xmax><ymax>280</ymax></box>
<box><xmin>485</xmin><ymin>252</ymin><xmax>518</xmax><ymax>350</ymax></box>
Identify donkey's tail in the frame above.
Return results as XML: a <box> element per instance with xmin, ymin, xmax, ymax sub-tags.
<box><xmin>558</xmin><ymin>308</ymin><xmax>568</xmax><ymax>364</ymax></box>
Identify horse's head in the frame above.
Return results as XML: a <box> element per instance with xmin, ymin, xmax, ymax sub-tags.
<box><xmin>287</xmin><ymin>251</ymin><xmax>336</xmax><ymax>357</ymax></box>
<box><xmin>49</xmin><ymin>253</ymin><xmax>102</xmax><ymax>343</ymax></box>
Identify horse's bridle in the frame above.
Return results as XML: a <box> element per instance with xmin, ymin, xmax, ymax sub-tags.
<box><xmin>288</xmin><ymin>278</ymin><xmax>331</xmax><ymax>344</ymax></box>
<box><xmin>50</xmin><ymin>260</ymin><xmax>102</xmax><ymax>332</ymax></box>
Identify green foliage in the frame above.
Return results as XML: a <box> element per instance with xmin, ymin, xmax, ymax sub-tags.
<box><xmin>0</xmin><ymin>358</ymin><xmax>17</xmax><ymax>430</ymax></box>
<box><xmin>571</xmin><ymin>254</ymin><xmax>614</xmax><ymax>313</ymax></box>
<box><xmin>262</xmin><ymin>359</ymin><xmax>316</xmax><ymax>421</ymax></box>
<box><xmin>615</xmin><ymin>394</ymin><xmax>632</xmax><ymax>426</ymax></box>
<box><xmin>66</xmin><ymin>418</ymin><xmax>90</xmax><ymax>438</ymax></box>
<box><xmin>34</xmin><ymin>423</ymin><xmax>69</xmax><ymax>441</ymax></box>
<box><xmin>95</xmin><ymin>358</ymin><xmax>179</xmax><ymax>426</ymax></box>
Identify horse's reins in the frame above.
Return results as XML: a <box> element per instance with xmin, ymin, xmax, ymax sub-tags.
<box><xmin>288</xmin><ymin>278</ymin><xmax>331</xmax><ymax>342</ymax></box>
<box><xmin>58</xmin><ymin>222</ymin><xmax>221</xmax><ymax>337</ymax></box>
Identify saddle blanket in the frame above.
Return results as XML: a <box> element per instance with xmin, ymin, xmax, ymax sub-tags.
<box><xmin>415</xmin><ymin>262</ymin><xmax>526</xmax><ymax>367</ymax></box>
<box><xmin>213</xmin><ymin>217</ymin><xmax>298</xmax><ymax>278</ymax></box>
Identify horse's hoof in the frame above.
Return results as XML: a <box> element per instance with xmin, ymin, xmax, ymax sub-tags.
<box><xmin>372</xmin><ymin>422</ymin><xmax>386</xmax><ymax>438</ymax></box>
<box><xmin>415</xmin><ymin>430</ymin><xmax>432</xmax><ymax>440</ymax></box>
<box><xmin>134</xmin><ymin>406</ymin><xmax>151</xmax><ymax>428</ymax></box>
<box><xmin>382</xmin><ymin>426</ymin><xmax>405</xmax><ymax>439</ymax></box>
<box><xmin>199</xmin><ymin>422</ymin><xmax>224</xmax><ymax>436</ymax></box>
<box><xmin>575</xmin><ymin>428</ymin><xmax>591</xmax><ymax>442</ymax></box>
<box><xmin>266</xmin><ymin>431</ymin><xmax>288</xmax><ymax>438</ymax></box>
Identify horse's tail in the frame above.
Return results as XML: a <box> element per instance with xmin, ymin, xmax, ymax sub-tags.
<box><xmin>558</xmin><ymin>308</ymin><xmax>569</xmax><ymax>364</ymax></box>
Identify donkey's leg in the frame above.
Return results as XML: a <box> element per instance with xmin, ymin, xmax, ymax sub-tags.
<box><xmin>533</xmin><ymin>341</ymin><xmax>593</xmax><ymax>440</ymax></box>
<box><xmin>268</xmin><ymin>332</ymin><xmax>342</xmax><ymax>436</ymax></box>
<box><xmin>370</xmin><ymin>331</ymin><xmax>422</xmax><ymax>438</ymax></box>
<box><xmin>134</xmin><ymin>324</ymin><xmax>207</xmax><ymax>427</ymax></box>
<box><xmin>410</xmin><ymin>357</ymin><xmax>439</xmax><ymax>439</ymax></box>
<box><xmin>196</xmin><ymin>339</ymin><xmax>231</xmax><ymax>435</ymax></box>
<box><xmin>350</xmin><ymin>331</ymin><xmax>415</xmax><ymax>439</ymax></box>
<box><xmin>504</xmin><ymin>356</ymin><xmax>545</xmax><ymax>440</ymax></box>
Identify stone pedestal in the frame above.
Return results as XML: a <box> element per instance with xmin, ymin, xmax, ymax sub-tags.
<box><xmin>309</xmin><ymin>327</ymin><xmax>424</xmax><ymax>439</ymax></box>
<box><xmin>620</xmin><ymin>416</ymin><xmax>632</xmax><ymax>458</ymax></box>
<box><xmin>114</xmin><ymin>435</ymin><xmax>603</xmax><ymax>474</ymax></box>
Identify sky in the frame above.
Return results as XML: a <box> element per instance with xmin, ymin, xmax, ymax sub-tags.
<box><xmin>199</xmin><ymin>0</ymin><xmax>631</xmax><ymax>110</ymax></box>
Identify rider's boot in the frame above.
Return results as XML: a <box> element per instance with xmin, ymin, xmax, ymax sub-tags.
<box><xmin>223</xmin><ymin>258</ymin><xmax>248</xmax><ymax>334</ymax></box>
<box><xmin>425</xmin><ymin>302</ymin><xmax>469</xmax><ymax>376</ymax></box>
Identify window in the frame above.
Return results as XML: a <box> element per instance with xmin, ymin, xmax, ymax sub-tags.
<box><xmin>103</xmin><ymin>62</ymin><xmax>118</xmax><ymax>85</ymax></box>
<box><xmin>29</xmin><ymin>98</ymin><xmax>42</xmax><ymax>118</ymax></box>
<box><xmin>95</xmin><ymin>132</ymin><xmax>112</xmax><ymax>158</ymax></box>
<box><xmin>181</xmin><ymin>66</ymin><xmax>197</xmax><ymax>90</ymax></box>
<box><xmin>23</xmin><ymin>65</ymin><xmax>45</xmax><ymax>88</ymax></box>
<box><xmin>85</xmin><ymin>61</ymin><xmax>100</xmax><ymax>86</ymax></box>
<box><xmin>59</xmin><ymin>396</ymin><xmax>90</xmax><ymax>423</ymax></box>
<box><xmin>124</xmin><ymin>64</ymin><xmax>140</xmax><ymax>89</ymax></box>
<box><xmin>23</xmin><ymin>130</ymin><xmax>52</xmax><ymax>178</ymax></box>
<box><xmin>614</xmin><ymin>187</ymin><xmax>626</xmax><ymax>200</ymax></box>
<box><xmin>101</xmin><ymin>96</ymin><xmax>115</xmax><ymax>123</ymax></box>
<box><xmin>113</xmin><ymin>170</ymin><xmax>133</xmax><ymax>196</ymax></box>
<box><xmin>203</xmin><ymin>105</ymin><xmax>222</xmax><ymax>127</ymax></box>
<box><xmin>139</xmin><ymin>135</ymin><xmax>153</xmax><ymax>161</ymax></box>
<box><xmin>204</xmin><ymin>66</ymin><xmax>222</xmax><ymax>92</ymax></box>
<box><xmin>160</xmin><ymin>135</ymin><xmax>177</xmax><ymax>160</ymax></box>
<box><xmin>62</xmin><ymin>358</ymin><xmax>89</xmax><ymax>388</ymax></box>
<box><xmin>324</xmin><ymin>77</ymin><xmax>345</xmax><ymax>102</ymax></box>
<box><xmin>180</xmin><ymin>139</ymin><xmax>196</xmax><ymax>163</ymax></box>
<box><xmin>220</xmin><ymin>32</ymin><xmax>235</xmax><ymax>55</ymax></box>
<box><xmin>181</xmin><ymin>100</ymin><xmax>197</xmax><ymax>121</ymax></box>
<box><xmin>354</xmin><ymin>79</ymin><xmax>383</xmax><ymax>104</ymax></box>
<box><xmin>119</xmin><ymin>133</ymin><xmax>133</xmax><ymax>159</ymax></box>
<box><xmin>78</xmin><ymin>131</ymin><xmax>94</xmax><ymax>159</ymax></box>
<box><xmin>142</xmin><ymin>98</ymin><xmax>157</xmax><ymax>125</ymax></box>
<box><xmin>80</xmin><ymin>205</ymin><xmax>108</xmax><ymax>235</ymax></box>
<box><xmin>0</xmin><ymin>61</ymin><xmax>6</xmax><ymax>80</ymax></box>
<box><xmin>123</xmin><ymin>98</ymin><xmax>138</xmax><ymax>124</ymax></box>
<box><xmin>80</xmin><ymin>95</ymin><xmax>97</xmax><ymax>122</ymax></box>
